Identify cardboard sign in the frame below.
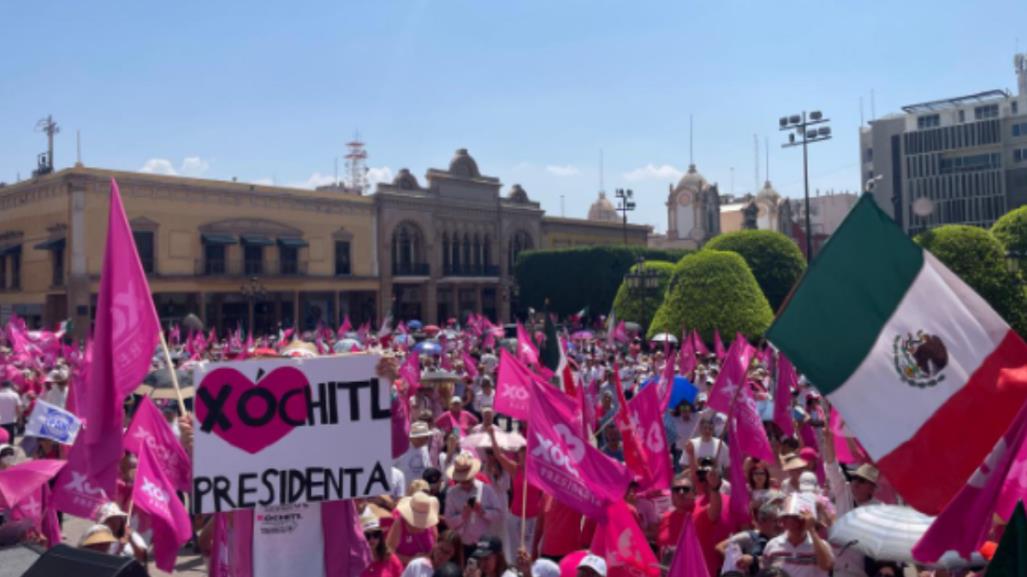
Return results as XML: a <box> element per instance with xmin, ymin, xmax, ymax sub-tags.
<box><xmin>192</xmin><ymin>355</ymin><xmax>392</xmax><ymax>513</ymax></box>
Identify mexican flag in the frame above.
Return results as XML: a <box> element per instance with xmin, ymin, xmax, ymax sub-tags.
<box><xmin>767</xmin><ymin>194</ymin><xmax>1027</xmax><ymax>515</ymax></box>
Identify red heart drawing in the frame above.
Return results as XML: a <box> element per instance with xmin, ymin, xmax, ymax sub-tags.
<box><xmin>197</xmin><ymin>366</ymin><xmax>309</xmax><ymax>454</ymax></box>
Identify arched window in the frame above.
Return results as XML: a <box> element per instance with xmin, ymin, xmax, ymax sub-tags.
<box><xmin>473</xmin><ymin>234</ymin><xmax>482</xmax><ymax>269</ymax></box>
<box><xmin>442</xmin><ymin>233</ymin><xmax>451</xmax><ymax>273</ymax></box>
<box><xmin>462</xmin><ymin>234</ymin><xmax>471</xmax><ymax>271</ymax></box>
<box><xmin>391</xmin><ymin>222</ymin><xmax>425</xmax><ymax>275</ymax></box>
<box><xmin>509</xmin><ymin>230</ymin><xmax>533</xmax><ymax>273</ymax></box>
<box><xmin>483</xmin><ymin>235</ymin><xmax>492</xmax><ymax>267</ymax></box>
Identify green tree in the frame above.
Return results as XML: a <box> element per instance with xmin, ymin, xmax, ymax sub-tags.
<box><xmin>704</xmin><ymin>229</ymin><xmax>806</xmax><ymax>311</ymax></box>
<box><xmin>992</xmin><ymin>205</ymin><xmax>1027</xmax><ymax>257</ymax></box>
<box><xmin>647</xmin><ymin>250</ymin><xmax>774</xmax><ymax>342</ymax></box>
<box><xmin>916</xmin><ymin>225</ymin><xmax>1027</xmax><ymax>336</ymax></box>
<box><xmin>514</xmin><ymin>246</ymin><xmax>689</xmax><ymax>319</ymax></box>
<box><xmin>610</xmin><ymin>260</ymin><xmax>675</xmax><ymax>335</ymax></box>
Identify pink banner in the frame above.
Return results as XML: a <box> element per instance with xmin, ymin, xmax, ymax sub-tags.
<box><xmin>516</xmin><ymin>322</ymin><xmax>539</xmax><ymax>366</ymax></box>
<box><xmin>398</xmin><ymin>352</ymin><xmax>421</xmax><ymax>395</ymax></box>
<box><xmin>124</xmin><ymin>396</ymin><xmax>192</xmax><ymax>493</ymax></box>
<box><xmin>52</xmin><ymin>437</ymin><xmax>115</xmax><ymax>519</ymax></box>
<box><xmin>590</xmin><ymin>501</ymin><xmax>660</xmax><ymax>577</ymax></box>
<box><xmin>713</xmin><ymin>329</ymin><xmax>726</xmax><ymax>362</ymax></box>
<box><xmin>667</xmin><ymin>513</ymin><xmax>710</xmax><ymax>577</ymax></box>
<box><xmin>732</xmin><ymin>383</ymin><xmax>775</xmax><ymax>462</ymax></box>
<box><xmin>625</xmin><ymin>381</ymin><xmax>672</xmax><ymax>492</ymax></box>
<box><xmin>774</xmin><ymin>354</ymin><xmax>797</xmax><ymax>437</ymax></box>
<box><xmin>0</xmin><ymin>459</ymin><xmax>65</xmax><ymax>509</ymax></box>
<box><xmin>707</xmin><ymin>335</ymin><xmax>755</xmax><ymax>414</ymax></box>
<box><xmin>527</xmin><ymin>378</ymin><xmax>631</xmax><ymax>520</ymax></box>
<box><xmin>134</xmin><ymin>443</ymin><xmax>192</xmax><ymax>573</ymax></box>
<box><xmin>495</xmin><ymin>349</ymin><xmax>537</xmax><ymax>420</ymax></box>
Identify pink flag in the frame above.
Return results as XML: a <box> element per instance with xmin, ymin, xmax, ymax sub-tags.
<box><xmin>678</xmin><ymin>336</ymin><xmax>696</xmax><ymax>378</ymax></box>
<box><xmin>691</xmin><ymin>329</ymin><xmax>709</xmax><ymax>357</ymax></box>
<box><xmin>625</xmin><ymin>380</ymin><xmax>673</xmax><ymax>492</ymax></box>
<box><xmin>657</xmin><ymin>340</ymin><xmax>676</xmax><ymax>411</ymax></box>
<box><xmin>727</xmin><ymin>415</ymin><xmax>753</xmax><ymax>529</ymax></box>
<box><xmin>527</xmin><ymin>377</ymin><xmax>632</xmax><ymax>519</ymax></box>
<box><xmin>79</xmin><ymin>179</ymin><xmax>161</xmax><ymax>490</ymax></box>
<box><xmin>134</xmin><ymin>443</ymin><xmax>192</xmax><ymax>573</ymax></box>
<box><xmin>495</xmin><ymin>349</ymin><xmax>537</xmax><ymax>420</ymax></box>
<box><xmin>590</xmin><ymin>501</ymin><xmax>660</xmax><ymax>577</ymax></box>
<box><xmin>707</xmin><ymin>335</ymin><xmax>755</xmax><ymax>414</ymax></box>
<box><xmin>52</xmin><ymin>435</ymin><xmax>116</xmax><ymax>519</ymax></box>
<box><xmin>516</xmin><ymin>322</ymin><xmax>539</xmax><ymax>366</ymax></box>
<box><xmin>392</xmin><ymin>388</ymin><xmax>411</xmax><ymax>459</ymax></box>
<box><xmin>829</xmin><ymin>407</ymin><xmax>869</xmax><ymax>464</ymax></box>
<box><xmin>667</xmin><ymin>513</ymin><xmax>711</xmax><ymax>577</ymax></box>
<box><xmin>613</xmin><ymin>320</ymin><xmax>629</xmax><ymax>344</ymax></box>
<box><xmin>169</xmin><ymin>324</ymin><xmax>181</xmax><ymax>346</ymax></box>
<box><xmin>208</xmin><ymin>513</ymin><xmax>230</xmax><ymax>577</ymax></box>
<box><xmin>713</xmin><ymin>329</ymin><xmax>726</xmax><ymax>361</ymax></box>
<box><xmin>398</xmin><ymin>352</ymin><xmax>421</xmax><ymax>396</ymax></box>
<box><xmin>0</xmin><ymin>459</ymin><xmax>65</xmax><ymax>509</ymax></box>
<box><xmin>774</xmin><ymin>354</ymin><xmax>797</xmax><ymax>437</ymax></box>
<box><xmin>613</xmin><ymin>367</ymin><xmax>650</xmax><ymax>482</ymax></box>
<box><xmin>11</xmin><ymin>483</ymin><xmax>61</xmax><ymax>549</ymax></box>
<box><xmin>732</xmin><ymin>382</ymin><xmax>775</xmax><ymax>462</ymax></box>
<box><xmin>462</xmin><ymin>351</ymin><xmax>479</xmax><ymax>379</ymax></box>
<box><xmin>124</xmin><ymin>396</ymin><xmax>192</xmax><ymax>493</ymax></box>
<box><xmin>913</xmin><ymin>400</ymin><xmax>1027</xmax><ymax>562</ymax></box>
<box><xmin>338</xmin><ymin>315</ymin><xmax>352</xmax><ymax>338</ymax></box>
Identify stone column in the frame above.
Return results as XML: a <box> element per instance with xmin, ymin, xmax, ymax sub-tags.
<box><xmin>475</xmin><ymin>284</ymin><xmax>483</xmax><ymax>314</ymax></box>
<box><xmin>425</xmin><ymin>280</ymin><xmax>438</xmax><ymax>325</ymax></box>
<box><xmin>292</xmin><ymin>291</ymin><xmax>301</xmax><ymax>329</ymax></box>
<box><xmin>68</xmin><ymin>182</ymin><xmax>91</xmax><ymax>341</ymax></box>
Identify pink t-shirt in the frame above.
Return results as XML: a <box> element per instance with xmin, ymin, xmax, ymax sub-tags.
<box><xmin>511</xmin><ymin>468</ymin><xmax>543</xmax><ymax>519</ymax></box>
<box><xmin>434</xmin><ymin>411</ymin><xmax>478</xmax><ymax>435</ymax></box>
<box><xmin>390</xmin><ymin>511</ymin><xmax>437</xmax><ymax>557</ymax></box>
<box><xmin>360</xmin><ymin>554</ymin><xmax>404</xmax><ymax>577</ymax></box>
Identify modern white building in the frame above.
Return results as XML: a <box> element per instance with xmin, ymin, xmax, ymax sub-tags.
<box><xmin>860</xmin><ymin>53</ymin><xmax>1027</xmax><ymax>235</ymax></box>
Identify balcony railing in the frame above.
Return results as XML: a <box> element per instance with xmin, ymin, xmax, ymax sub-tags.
<box><xmin>196</xmin><ymin>259</ymin><xmax>308</xmax><ymax>276</ymax></box>
<box><xmin>393</xmin><ymin>262</ymin><xmax>430</xmax><ymax>277</ymax></box>
<box><xmin>443</xmin><ymin>264</ymin><xmax>500</xmax><ymax>277</ymax></box>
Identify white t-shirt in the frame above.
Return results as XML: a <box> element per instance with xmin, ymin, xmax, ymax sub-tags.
<box><xmin>679</xmin><ymin>437</ymin><xmax>730</xmax><ymax>471</ymax></box>
<box><xmin>762</xmin><ymin>533</ymin><xmax>828</xmax><ymax>577</ymax></box>
<box><xmin>395</xmin><ymin>444</ymin><xmax>431</xmax><ymax>485</ymax></box>
<box><xmin>0</xmin><ymin>389</ymin><xmax>21</xmax><ymax>425</ymax></box>
<box><xmin>391</xmin><ymin>467</ymin><xmax>407</xmax><ymax>500</ymax></box>
<box><xmin>253</xmin><ymin>503</ymin><xmax>325</xmax><ymax>577</ymax></box>
<box><xmin>401</xmin><ymin>557</ymin><xmax>434</xmax><ymax>577</ymax></box>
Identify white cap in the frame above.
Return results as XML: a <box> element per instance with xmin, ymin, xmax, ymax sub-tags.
<box><xmin>532</xmin><ymin>559</ymin><xmax>561</xmax><ymax>577</ymax></box>
<box><xmin>578</xmin><ymin>554</ymin><xmax>607</xmax><ymax>577</ymax></box>
<box><xmin>450</xmin><ymin>396</ymin><xmax>462</xmax><ymax>406</ymax></box>
<box><xmin>798</xmin><ymin>471</ymin><xmax>819</xmax><ymax>493</ymax></box>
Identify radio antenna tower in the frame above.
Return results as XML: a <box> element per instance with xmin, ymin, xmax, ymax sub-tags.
<box><xmin>34</xmin><ymin>115</ymin><xmax>59</xmax><ymax>176</ymax></box>
<box><xmin>345</xmin><ymin>133</ymin><xmax>368</xmax><ymax>194</ymax></box>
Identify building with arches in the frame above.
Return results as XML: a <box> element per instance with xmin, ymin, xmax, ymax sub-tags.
<box><xmin>0</xmin><ymin>148</ymin><xmax>647</xmax><ymax>334</ymax></box>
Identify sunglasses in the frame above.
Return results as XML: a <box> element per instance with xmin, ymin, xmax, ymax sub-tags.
<box><xmin>364</xmin><ymin>531</ymin><xmax>382</xmax><ymax>540</ymax></box>
<box><xmin>672</xmin><ymin>485</ymin><xmax>693</xmax><ymax>494</ymax></box>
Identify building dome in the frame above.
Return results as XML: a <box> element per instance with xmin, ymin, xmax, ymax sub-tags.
<box><xmin>756</xmin><ymin>180</ymin><xmax>780</xmax><ymax>204</ymax></box>
<box><xmin>587</xmin><ymin>191</ymin><xmax>618</xmax><ymax>222</ymax></box>
<box><xmin>448</xmin><ymin>148</ymin><xmax>481</xmax><ymax>178</ymax></box>
<box><xmin>675</xmin><ymin>164</ymin><xmax>709</xmax><ymax>193</ymax></box>
<box><xmin>392</xmin><ymin>168</ymin><xmax>419</xmax><ymax>190</ymax></box>
<box><xmin>507</xmin><ymin>184</ymin><xmax>530</xmax><ymax>203</ymax></box>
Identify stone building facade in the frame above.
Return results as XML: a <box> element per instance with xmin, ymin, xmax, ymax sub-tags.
<box><xmin>0</xmin><ymin>149</ymin><xmax>648</xmax><ymax>337</ymax></box>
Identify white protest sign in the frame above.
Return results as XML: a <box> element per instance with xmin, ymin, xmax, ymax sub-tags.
<box><xmin>192</xmin><ymin>354</ymin><xmax>392</xmax><ymax>513</ymax></box>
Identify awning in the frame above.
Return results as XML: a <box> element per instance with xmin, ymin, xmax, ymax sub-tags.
<box><xmin>277</xmin><ymin>237</ymin><xmax>309</xmax><ymax>248</ymax></box>
<box><xmin>33</xmin><ymin>237</ymin><xmax>65</xmax><ymax>251</ymax></box>
<box><xmin>201</xmin><ymin>233</ymin><xmax>238</xmax><ymax>245</ymax></box>
<box><xmin>0</xmin><ymin>243</ymin><xmax>21</xmax><ymax>256</ymax></box>
<box><xmin>241</xmin><ymin>234</ymin><xmax>274</xmax><ymax>246</ymax></box>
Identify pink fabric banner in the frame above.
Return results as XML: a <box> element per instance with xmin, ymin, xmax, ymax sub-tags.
<box><xmin>678</xmin><ymin>336</ymin><xmax>696</xmax><ymax>378</ymax></box>
<box><xmin>133</xmin><ymin>443</ymin><xmax>192</xmax><ymax>573</ymax></box>
<box><xmin>774</xmin><ymin>354</ymin><xmax>797</xmax><ymax>437</ymax></box>
<box><xmin>590</xmin><ymin>501</ymin><xmax>660</xmax><ymax>577</ymax></box>
<box><xmin>11</xmin><ymin>483</ymin><xmax>61</xmax><ymax>548</ymax></box>
<box><xmin>516</xmin><ymin>322</ymin><xmax>539</xmax><ymax>366</ymax></box>
<box><xmin>495</xmin><ymin>349</ymin><xmax>537</xmax><ymax>420</ymax></box>
<box><xmin>337</xmin><ymin>315</ymin><xmax>352</xmax><ymax>338</ymax></box>
<box><xmin>707</xmin><ymin>335</ymin><xmax>755</xmax><ymax>414</ymax></box>
<box><xmin>667</xmin><ymin>513</ymin><xmax>711</xmax><ymax>577</ymax></box>
<box><xmin>527</xmin><ymin>378</ymin><xmax>631</xmax><ymax>520</ymax></box>
<box><xmin>732</xmin><ymin>381</ymin><xmax>775</xmax><ymax>462</ymax></box>
<box><xmin>913</xmin><ymin>399</ymin><xmax>1027</xmax><ymax>562</ymax></box>
<box><xmin>691</xmin><ymin>329</ymin><xmax>709</xmax><ymax>357</ymax></box>
<box><xmin>80</xmin><ymin>178</ymin><xmax>161</xmax><ymax>488</ymax></box>
<box><xmin>625</xmin><ymin>380</ymin><xmax>673</xmax><ymax>492</ymax></box>
<box><xmin>209</xmin><ymin>513</ymin><xmax>230</xmax><ymax>577</ymax></box>
<box><xmin>0</xmin><ymin>459</ymin><xmax>65</xmax><ymax>509</ymax></box>
<box><xmin>124</xmin><ymin>396</ymin><xmax>192</xmax><ymax>493</ymax></box>
<box><xmin>713</xmin><ymin>329</ymin><xmax>726</xmax><ymax>362</ymax></box>
<box><xmin>52</xmin><ymin>436</ymin><xmax>116</xmax><ymax>519</ymax></box>
<box><xmin>462</xmin><ymin>351</ymin><xmax>479</xmax><ymax>380</ymax></box>
<box><xmin>398</xmin><ymin>352</ymin><xmax>421</xmax><ymax>396</ymax></box>
<box><xmin>829</xmin><ymin>407</ymin><xmax>869</xmax><ymax>465</ymax></box>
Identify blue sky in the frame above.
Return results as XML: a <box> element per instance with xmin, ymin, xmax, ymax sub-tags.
<box><xmin>1</xmin><ymin>1</ymin><xmax>1024</xmax><ymax>232</ymax></box>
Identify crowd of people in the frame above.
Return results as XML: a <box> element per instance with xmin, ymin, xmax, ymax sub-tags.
<box><xmin>0</xmin><ymin>314</ymin><xmax>1002</xmax><ymax>577</ymax></box>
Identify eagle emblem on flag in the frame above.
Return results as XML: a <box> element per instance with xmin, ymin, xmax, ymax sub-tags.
<box><xmin>892</xmin><ymin>330</ymin><xmax>948</xmax><ymax>388</ymax></box>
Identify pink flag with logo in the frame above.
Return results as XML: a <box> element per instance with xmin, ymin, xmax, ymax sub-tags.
<box><xmin>134</xmin><ymin>443</ymin><xmax>192</xmax><ymax>573</ymax></box>
<box><xmin>527</xmin><ymin>378</ymin><xmax>631</xmax><ymax>520</ymax></box>
<box><xmin>713</xmin><ymin>329</ymin><xmax>726</xmax><ymax>362</ymax></box>
<box><xmin>516</xmin><ymin>322</ymin><xmax>539</xmax><ymax>366</ymax></box>
<box><xmin>707</xmin><ymin>335</ymin><xmax>755</xmax><ymax>414</ymax></box>
<box><xmin>495</xmin><ymin>349</ymin><xmax>537</xmax><ymax>420</ymax></box>
<box><xmin>667</xmin><ymin>513</ymin><xmax>711</xmax><ymax>577</ymax></box>
<box><xmin>0</xmin><ymin>459</ymin><xmax>65</xmax><ymax>509</ymax></box>
<box><xmin>398</xmin><ymin>352</ymin><xmax>421</xmax><ymax>396</ymax></box>
<box><xmin>732</xmin><ymin>381</ymin><xmax>775</xmax><ymax>462</ymax></box>
<box><xmin>80</xmin><ymin>178</ymin><xmax>161</xmax><ymax>486</ymax></box>
<box><xmin>678</xmin><ymin>336</ymin><xmax>696</xmax><ymax>378</ymax></box>
<box><xmin>913</xmin><ymin>399</ymin><xmax>1027</xmax><ymax>562</ymax></box>
<box><xmin>52</xmin><ymin>436</ymin><xmax>116</xmax><ymax>519</ymax></box>
<box><xmin>462</xmin><ymin>351</ymin><xmax>479</xmax><ymax>380</ymax></box>
<box><xmin>626</xmin><ymin>380</ymin><xmax>672</xmax><ymax>492</ymax></box>
<box><xmin>590</xmin><ymin>501</ymin><xmax>660</xmax><ymax>577</ymax></box>
<box><xmin>124</xmin><ymin>396</ymin><xmax>192</xmax><ymax>493</ymax></box>
<box><xmin>774</xmin><ymin>354</ymin><xmax>797</xmax><ymax>437</ymax></box>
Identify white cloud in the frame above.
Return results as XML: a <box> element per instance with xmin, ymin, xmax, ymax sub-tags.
<box><xmin>139</xmin><ymin>158</ymin><xmax>178</xmax><ymax>175</ymax></box>
<box><xmin>365</xmin><ymin>166</ymin><xmax>394</xmax><ymax>189</ymax></box>
<box><xmin>623</xmin><ymin>163</ymin><xmax>684</xmax><ymax>182</ymax></box>
<box><xmin>179</xmin><ymin>156</ymin><xmax>210</xmax><ymax>177</ymax></box>
<box><xmin>139</xmin><ymin>156</ymin><xmax>211</xmax><ymax>177</ymax></box>
<box><xmin>294</xmin><ymin>172</ymin><xmax>337</xmax><ymax>189</ymax></box>
<box><xmin>250</xmin><ymin>177</ymin><xmax>274</xmax><ymax>186</ymax></box>
<box><xmin>545</xmin><ymin>164</ymin><xmax>580</xmax><ymax>177</ymax></box>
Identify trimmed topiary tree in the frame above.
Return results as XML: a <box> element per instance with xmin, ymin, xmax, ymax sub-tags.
<box><xmin>916</xmin><ymin>225</ymin><xmax>1027</xmax><ymax>336</ymax></box>
<box><xmin>992</xmin><ymin>205</ymin><xmax>1027</xmax><ymax>257</ymax></box>
<box><xmin>611</xmin><ymin>261</ymin><xmax>675</xmax><ymax>335</ymax></box>
<box><xmin>647</xmin><ymin>250</ymin><xmax>774</xmax><ymax>342</ymax></box>
<box><xmin>704</xmin><ymin>229</ymin><xmax>806</xmax><ymax>311</ymax></box>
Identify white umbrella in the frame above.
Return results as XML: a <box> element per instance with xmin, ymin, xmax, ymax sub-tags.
<box><xmin>829</xmin><ymin>504</ymin><xmax>982</xmax><ymax>567</ymax></box>
<box><xmin>649</xmin><ymin>333</ymin><xmax>678</xmax><ymax>344</ymax></box>
<box><xmin>461</xmin><ymin>430</ymin><xmax>527</xmax><ymax>452</ymax></box>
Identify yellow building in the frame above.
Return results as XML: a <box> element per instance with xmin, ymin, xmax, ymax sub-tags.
<box><xmin>0</xmin><ymin>149</ymin><xmax>648</xmax><ymax>338</ymax></box>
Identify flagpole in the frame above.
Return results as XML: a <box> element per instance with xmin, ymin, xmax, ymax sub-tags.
<box><xmin>158</xmin><ymin>330</ymin><xmax>187</xmax><ymax>415</ymax></box>
<box><xmin>519</xmin><ymin>451</ymin><xmax>529</xmax><ymax>551</ymax></box>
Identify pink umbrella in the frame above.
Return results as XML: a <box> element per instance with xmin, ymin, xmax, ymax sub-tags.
<box><xmin>0</xmin><ymin>459</ymin><xmax>66</xmax><ymax>508</ymax></box>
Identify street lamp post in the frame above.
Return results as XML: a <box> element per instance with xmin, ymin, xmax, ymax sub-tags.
<box><xmin>780</xmin><ymin>111</ymin><xmax>832</xmax><ymax>262</ymax></box>
<box><xmin>625</xmin><ymin>255</ymin><xmax>660</xmax><ymax>297</ymax></box>
<box><xmin>615</xmin><ymin>188</ymin><xmax>636</xmax><ymax>245</ymax></box>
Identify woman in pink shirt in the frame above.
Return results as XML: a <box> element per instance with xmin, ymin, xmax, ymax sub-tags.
<box><xmin>435</xmin><ymin>396</ymin><xmax>479</xmax><ymax>436</ymax></box>
<box><xmin>361</xmin><ymin>511</ymin><xmax>404</xmax><ymax>577</ymax></box>
<box><xmin>387</xmin><ymin>491</ymin><xmax>440</xmax><ymax>564</ymax></box>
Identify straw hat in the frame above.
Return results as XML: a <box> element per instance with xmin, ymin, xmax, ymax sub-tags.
<box><xmin>96</xmin><ymin>502</ymin><xmax>128</xmax><ymax>524</ymax></box>
<box><xmin>782</xmin><ymin>453</ymin><xmax>809</xmax><ymax>472</ymax></box>
<box><xmin>396</xmin><ymin>492</ymin><xmax>440</xmax><ymax>529</ymax></box>
<box><xmin>446</xmin><ymin>452</ymin><xmax>482</xmax><ymax>482</ymax></box>
<box><xmin>359</xmin><ymin>507</ymin><xmax>380</xmax><ymax>532</ymax></box>
<box><xmin>851</xmin><ymin>463</ymin><xmax>879</xmax><ymax>484</ymax></box>
<box><xmin>79</xmin><ymin>524</ymin><xmax>117</xmax><ymax>548</ymax></box>
<box><xmin>409</xmin><ymin>422</ymin><xmax>433</xmax><ymax>439</ymax></box>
